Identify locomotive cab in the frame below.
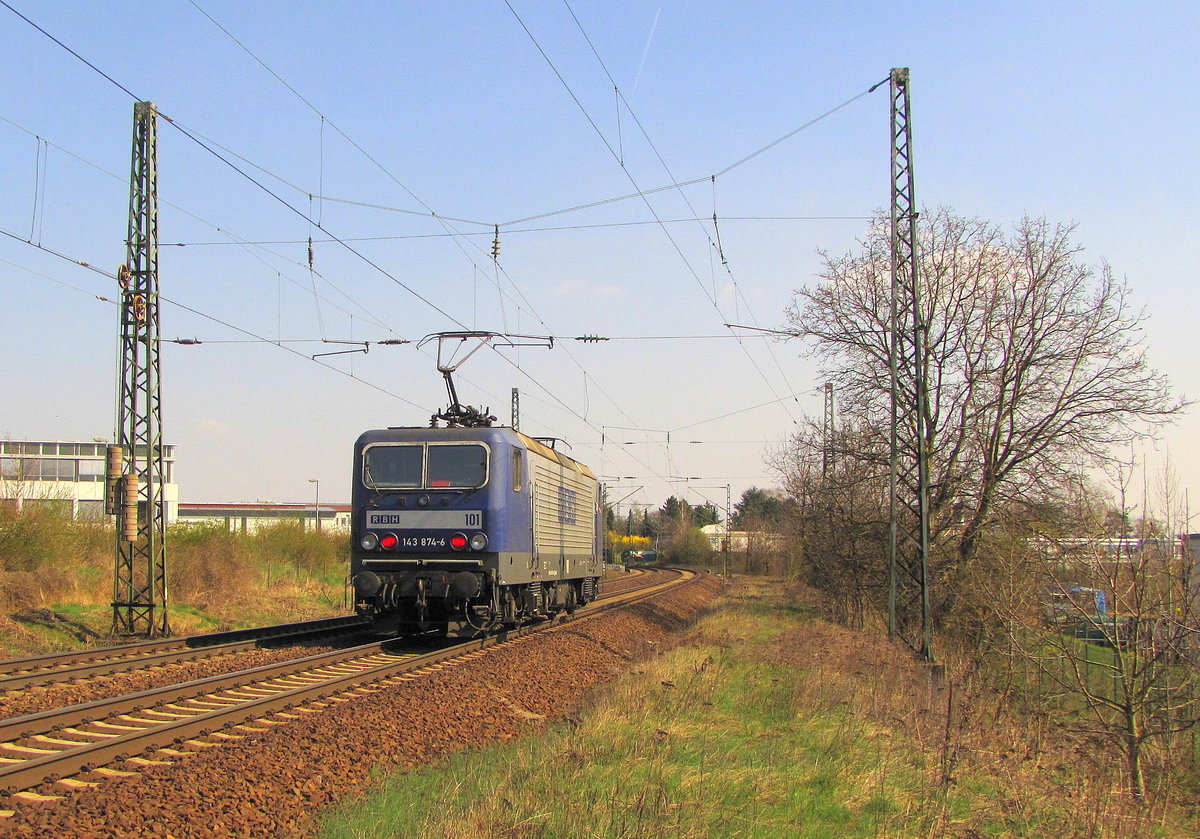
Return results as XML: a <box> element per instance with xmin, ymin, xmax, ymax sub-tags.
<box><xmin>350</xmin><ymin>426</ymin><xmax>601</xmax><ymax>637</ymax></box>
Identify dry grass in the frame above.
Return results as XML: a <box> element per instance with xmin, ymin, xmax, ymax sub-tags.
<box><xmin>767</xmin><ymin>581</ymin><xmax>1192</xmax><ymax>837</ymax></box>
<box><xmin>319</xmin><ymin>578</ymin><xmax>1198</xmax><ymax>838</ymax></box>
<box><xmin>0</xmin><ymin>509</ymin><xmax>349</xmax><ymax>655</ymax></box>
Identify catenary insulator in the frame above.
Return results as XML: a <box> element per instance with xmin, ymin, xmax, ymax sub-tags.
<box><xmin>104</xmin><ymin>446</ymin><xmax>124</xmax><ymax>516</ymax></box>
<box><xmin>120</xmin><ymin>475</ymin><xmax>139</xmax><ymax>543</ymax></box>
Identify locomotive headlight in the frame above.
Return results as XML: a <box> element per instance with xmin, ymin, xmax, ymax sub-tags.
<box><xmin>360</xmin><ymin>532</ymin><xmax>380</xmax><ymax>551</ymax></box>
<box><xmin>449</xmin><ymin>532</ymin><xmax>468</xmax><ymax>551</ymax></box>
<box><xmin>379</xmin><ymin>533</ymin><xmax>399</xmax><ymax>551</ymax></box>
<box><xmin>469</xmin><ymin>532</ymin><xmax>488</xmax><ymax>551</ymax></box>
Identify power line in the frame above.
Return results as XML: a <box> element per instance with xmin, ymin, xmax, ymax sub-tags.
<box><xmin>162</xmin><ymin>118</ymin><xmax>474</xmax><ymax>329</ymax></box>
<box><xmin>560</xmin><ymin>3</ymin><xmax>885</xmax><ymax>430</ymax></box>
<box><xmin>501</xmin><ymin>10</ymin><xmax>882</xmax><ymax>441</ymax></box>
<box><xmin>0</xmin><ymin>0</ymin><xmax>139</xmax><ymax>99</ymax></box>
<box><xmin>497</xmin><ymin>177</ymin><xmax>711</xmax><ymax>227</ymax></box>
<box><xmin>0</xmin><ymin>223</ymin><xmax>433</xmax><ymax>412</ymax></box>
<box><xmin>0</xmin><ymin>4</ymin><xmax>483</xmax><ymax>333</ymax></box>
<box><xmin>1</xmin><ymin>2</ymin><xmax>867</xmax><ymax>243</ymax></box>
<box><xmin>0</xmin><ymin>5</ymin><xmax>621</xmax><ymax>466</ymax></box>
<box><xmin>0</xmin><ymin>225</ymin><xmax>114</xmax><ymax>278</ymax></box>
<box><xmin>314</xmin><ymin>194</ymin><xmax>491</xmax><ymax>227</ymax></box>
<box><xmin>2</xmin><ymin>254</ymin><xmax>118</xmax><ymax>304</ymax></box>
<box><xmin>160</xmin><ymin>215</ymin><xmax>871</xmax><ymax>246</ymax></box>
<box><xmin>713</xmin><ymin>79</ymin><xmax>889</xmax><ymax>178</ymax></box>
<box><xmin>2</xmin><ymin>3</ymin><xmax>870</xmax><ymax>259</ymax></box>
<box><xmin>0</xmin><ymin>111</ymin><xmax>408</xmax><ymax>342</ymax></box>
<box><xmin>184</xmin><ymin>2</ymin><xmax>805</xmax><ymax>482</ymax></box>
<box><xmin>0</xmin><ymin>144</ymin><xmax>665</xmax><ymax>485</ymax></box>
<box><xmin>669</xmin><ymin>390</ymin><xmax>817</xmax><ymax>433</ymax></box>
<box><xmin>519</xmin><ymin>2</ymin><xmax>818</xmax><ymax>427</ymax></box>
<box><xmin>2</xmin><ymin>4</ymin><xmax>836</xmax><ymax>495</ymax></box>
<box><xmin>185</xmin><ymin>0</ymin><xmax>525</xmax><ymax>328</ymax></box>
<box><xmin>190</xmin><ymin>1</ymin><xmax>573</xmax><ymax>351</ymax></box>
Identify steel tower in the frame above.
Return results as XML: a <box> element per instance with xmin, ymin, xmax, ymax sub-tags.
<box><xmin>112</xmin><ymin>101</ymin><xmax>170</xmax><ymax>637</ymax></box>
<box><xmin>886</xmin><ymin>68</ymin><xmax>933</xmax><ymax>660</ymax></box>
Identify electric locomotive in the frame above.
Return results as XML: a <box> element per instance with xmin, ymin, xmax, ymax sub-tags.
<box><xmin>349</xmin><ymin>425</ymin><xmax>603</xmax><ymax>636</ymax></box>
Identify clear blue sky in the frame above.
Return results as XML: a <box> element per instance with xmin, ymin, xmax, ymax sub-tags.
<box><xmin>1</xmin><ymin>1</ymin><xmax>1197</xmax><ymax>522</ymax></box>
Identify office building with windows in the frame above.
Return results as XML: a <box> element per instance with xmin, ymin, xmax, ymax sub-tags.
<box><xmin>0</xmin><ymin>440</ymin><xmax>178</xmax><ymax>521</ymax></box>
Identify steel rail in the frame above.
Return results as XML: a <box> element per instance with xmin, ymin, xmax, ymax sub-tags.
<box><xmin>0</xmin><ymin>569</ymin><xmax>696</xmax><ymax>796</ymax></box>
<box><xmin>0</xmin><ymin>639</ymin><xmax>419</xmax><ymax>743</ymax></box>
<box><xmin>0</xmin><ymin>616</ymin><xmax>370</xmax><ymax>691</ymax></box>
<box><xmin>0</xmin><ymin>640</ymin><xmax>187</xmax><ymax>676</ymax></box>
<box><xmin>0</xmin><ymin>639</ymin><xmax>472</xmax><ymax>795</ymax></box>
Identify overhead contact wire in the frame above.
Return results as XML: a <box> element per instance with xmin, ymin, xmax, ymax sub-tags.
<box><xmin>549</xmin><ymin>2</ymin><xmax>802</xmax><ymax>421</ymax></box>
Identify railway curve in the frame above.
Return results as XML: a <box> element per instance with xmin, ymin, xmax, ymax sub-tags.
<box><xmin>0</xmin><ymin>567</ymin><xmax>700</xmax><ymax>821</ymax></box>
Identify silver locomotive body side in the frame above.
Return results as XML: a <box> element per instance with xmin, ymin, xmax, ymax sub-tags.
<box><xmin>525</xmin><ymin>434</ymin><xmax>604</xmax><ymax>584</ymax></box>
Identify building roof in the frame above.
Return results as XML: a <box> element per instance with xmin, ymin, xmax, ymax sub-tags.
<box><xmin>179</xmin><ymin>502</ymin><xmax>351</xmax><ymax>516</ymax></box>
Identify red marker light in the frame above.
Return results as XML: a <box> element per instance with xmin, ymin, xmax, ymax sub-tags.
<box><xmin>379</xmin><ymin>533</ymin><xmax>399</xmax><ymax>551</ymax></box>
<box><xmin>449</xmin><ymin>533</ymin><xmax>468</xmax><ymax>551</ymax></box>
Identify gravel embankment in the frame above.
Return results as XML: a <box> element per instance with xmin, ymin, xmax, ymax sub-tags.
<box><xmin>0</xmin><ymin>574</ymin><xmax>720</xmax><ymax>838</ymax></box>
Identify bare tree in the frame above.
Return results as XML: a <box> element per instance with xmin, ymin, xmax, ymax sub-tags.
<box><xmin>770</xmin><ymin>419</ymin><xmax>890</xmax><ymax>626</ymax></box>
<box><xmin>989</xmin><ymin>468</ymin><xmax>1200</xmax><ymax>797</ymax></box>
<box><xmin>784</xmin><ymin>209</ymin><xmax>1185</xmax><ymax>583</ymax></box>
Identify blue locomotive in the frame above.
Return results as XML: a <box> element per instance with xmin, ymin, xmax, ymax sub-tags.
<box><xmin>349</xmin><ymin>426</ymin><xmax>603</xmax><ymax>636</ymax></box>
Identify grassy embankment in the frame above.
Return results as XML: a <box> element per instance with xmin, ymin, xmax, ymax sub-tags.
<box><xmin>319</xmin><ymin>578</ymin><xmax>1195</xmax><ymax>839</ymax></box>
<box><xmin>0</xmin><ymin>506</ymin><xmax>349</xmax><ymax>657</ymax></box>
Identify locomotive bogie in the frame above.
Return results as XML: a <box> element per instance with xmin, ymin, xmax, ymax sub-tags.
<box><xmin>349</xmin><ymin>426</ymin><xmax>602</xmax><ymax>636</ymax></box>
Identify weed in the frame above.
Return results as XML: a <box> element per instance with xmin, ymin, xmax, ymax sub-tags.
<box><xmin>0</xmin><ymin>512</ymin><xmax>349</xmax><ymax>655</ymax></box>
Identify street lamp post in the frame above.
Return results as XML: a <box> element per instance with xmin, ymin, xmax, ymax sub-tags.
<box><xmin>308</xmin><ymin>478</ymin><xmax>320</xmax><ymax>533</ymax></box>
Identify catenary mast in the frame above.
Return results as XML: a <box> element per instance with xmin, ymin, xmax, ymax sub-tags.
<box><xmin>111</xmin><ymin>101</ymin><xmax>169</xmax><ymax>637</ymax></box>
<box><xmin>886</xmin><ymin>68</ymin><xmax>933</xmax><ymax>661</ymax></box>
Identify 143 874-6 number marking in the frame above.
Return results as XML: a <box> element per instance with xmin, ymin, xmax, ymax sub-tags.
<box><xmin>401</xmin><ymin>536</ymin><xmax>447</xmax><ymax>548</ymax></box>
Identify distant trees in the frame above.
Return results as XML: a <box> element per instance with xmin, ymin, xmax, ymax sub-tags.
<box><xmin>608</xmin><ymin>490</ymin><xmax>800</xmax><ymax>572</ymax></box>
<box><xmin>638</xmin><ymin>509</ymin><xmax>655</xmax><ymax>539</ymax></box>
<box><xmin>658</xmin><ymin>496</ymin><xmax>690</xmax><ymax>524</ymax></box>
<box><xmin>693</xmin><ymin>502</ymin><xmax>721</xmax><ymax>527</ymax></box>
<box><xmin>731</xmin><ymin>487</ymin><xmax>792</xmax><ymax>530</ymax></box>
<box><xmin>656</xmin><ymin>497</ymin><xmax>710</xmax><ymax>564</ymax></box>
<box><xmin>608</xmin><ymin>496</ymin><xmax>718</xmax><ymax>567</ymax></box>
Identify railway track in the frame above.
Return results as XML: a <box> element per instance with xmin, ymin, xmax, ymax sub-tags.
<box><xmin>0</xmin><ymin>615</ymin><xmax>370</xmax><ymax>692</ymax></box>
<box><xmin>0</xmin><ymin>568</ymin><xmax>693</xmax><ymax>804</ymax></box>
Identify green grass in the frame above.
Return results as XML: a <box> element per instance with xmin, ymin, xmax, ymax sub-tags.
<box><xmin>317</xmin><ymin>580</ymin><xmax>1200</xmax><ymax>839</ymax></box>
<box><xmin>318</xmin><ymin>585</ymin><xmax>928</xmax><ymax>839</ymax></box>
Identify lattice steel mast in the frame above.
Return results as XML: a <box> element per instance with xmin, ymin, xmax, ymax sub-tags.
<box><xmin>886</xmin><ymin>68</ymin><xmax>933</xmax><ymax>660</ymax></box>
<box><xmin>112</xmin><ymin>101</ymin><xmax>170</xmax><ymax>637</ymax></box>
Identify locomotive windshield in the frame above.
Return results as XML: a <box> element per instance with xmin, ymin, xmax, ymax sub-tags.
<box><xmin>363</xmin><ymin>443</ymin><xmax>488</xmax><ymax>489</ymax></box>
<box><xmin>428</xmin><ymin>444</ymin><xmax>487</xmax><ymax>487</ymax></box>
<box><xmin>364</xmin><ymin>444</ymin><xmax>422</xmax><ymax>487</ymax></box>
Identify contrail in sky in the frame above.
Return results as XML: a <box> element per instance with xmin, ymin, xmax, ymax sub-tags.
<box><xmin>631</xmin><ymin>8</ymin><xmax>660</xmax><ymax>95</ymax></box>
